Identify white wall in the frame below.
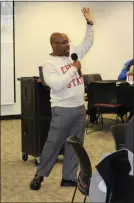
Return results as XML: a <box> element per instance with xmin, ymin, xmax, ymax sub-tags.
<box><xmin>1</xmin><ymin>1</ymin><xmax>14</xmax><ymax>105</ymax></box>
<box><xmin>1</xmin><ymin>1</ymin><xmax>133</xmax><ymax>115</ymax></box>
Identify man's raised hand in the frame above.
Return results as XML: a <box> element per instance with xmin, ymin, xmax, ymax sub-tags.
<box><xmin>82</xmin><ymin>7</ymin><xmax>93</xmax><ymax>24</ymax></box>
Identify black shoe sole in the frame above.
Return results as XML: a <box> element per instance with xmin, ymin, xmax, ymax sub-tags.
<box><xmin>61</xmin><ymin>183</ymin><xmax>77</xmax><ymax>187</ymax></box>
<box><xmin>61</xmin><ymin>180</ymin><xmax>77</xmax><ymax>187</ymax></box>
<box><xmin>30</xmin><ymin>182</ymin><xmax>41</xmax><ymax>190</ymax></box>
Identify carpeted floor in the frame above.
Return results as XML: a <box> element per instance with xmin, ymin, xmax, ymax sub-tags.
<box><xmin>1</xmin><ymin>117</ymin><xmax>116</xmax><ymax>202</ymax></box>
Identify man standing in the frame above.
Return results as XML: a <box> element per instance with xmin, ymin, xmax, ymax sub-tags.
<box><xmin>30</xmin><ymin>7</ymin><xmax>94</xmax><ymax>190</ymax></box>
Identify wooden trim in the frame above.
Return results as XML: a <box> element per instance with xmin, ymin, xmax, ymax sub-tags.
<box><xmin>0</xmin><ymin>115</ymin><xmax>21</xmax><ymax>120</ymax></box>
<box><xmin>13</xmin><ymin>1</ymin><xmax>16</xmax><ymax>102</ymax></box>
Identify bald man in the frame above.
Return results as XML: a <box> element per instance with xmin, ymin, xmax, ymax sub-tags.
<box><xmin>50</xmin><ymin>32</ymin><xmax>71</xmax><ymax>57</ymax></box>
<box><xmin>30</xmin><ymin>7</ymin><xmax>94</xmax><ymax>190</ymax></box>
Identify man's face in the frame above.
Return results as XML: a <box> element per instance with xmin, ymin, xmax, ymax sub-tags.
<box><xmin>52</xmin><ymin>34</ymin><xmax>70</xmax><ymax>56</ymax></box>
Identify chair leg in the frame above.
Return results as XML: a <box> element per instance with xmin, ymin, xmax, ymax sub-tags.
<box><xmin>86</xmin><ymin>115</ymin><xmax>90</xmax><ymax>134</ymax></box>
<box><xmin>100</xmin><ymin>113</ymin><xmax>103</xmax><ymax>129</ymax></box>
<box><xmin>86</xmin><ymin>113</ymin><xmax>103</xmax><ymax>134</ymax></box>
<box><xmin>83</xmin><ymin>178</ymin><xmax>91</xmax><ymax>203</ymax></box>
<box><xmin>71</xmin><ymin>185</ymin><xmax>78</xmax><ymax>203</ymax></box>
<box><xmin>125</xmin><ymin>113</ymin><xmax>128</xmax><ymax>123</ymax></box>
<box><xmin>83</xmin><ymin>195</ymin><xmax>87</xmax><ymax>203</ymax></box>
<box><xmin>97</xmin><ymin>113</ymin><xmax>103</xmax><ymax>129</ymax></box>
<box><xmin>86</xmin><ymin>115</ymin><xmax>93</xmax><ymax>134</ymax></box>
<box><xmin>115</xmin><ymin>114</ymin><xmax>119</xmax><ymax>124</ymax></box>
<box><xmin>121</xmin><ymin>116</ymin><xmax>124</xmax><ymax>124</ymax></box>
<box><xmin>95</xmin><ymin>113</ymin><xmax>100</xmax><ymax>124</ymax></box>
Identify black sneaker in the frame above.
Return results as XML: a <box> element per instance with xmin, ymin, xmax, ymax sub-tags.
<box><xmin>30</xmin><ymin>174</ymin><xmax>44</xmax><ymax>190</ymax></box>
<box><xmin>61</xmin><ymin>179</ymin><xmax>77</xmax><ymax>187</ymax></box>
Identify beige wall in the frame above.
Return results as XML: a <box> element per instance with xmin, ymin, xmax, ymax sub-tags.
<box><xmin>1</xmin><ymin>1</ymin><xmax>133</xmax><ymax>115</ymax></box>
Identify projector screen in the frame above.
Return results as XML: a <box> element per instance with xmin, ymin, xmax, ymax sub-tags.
<box><xmin>1</xmin><ymin>1</ymin><xmax>15</xmax><ymax>105</ymax></box>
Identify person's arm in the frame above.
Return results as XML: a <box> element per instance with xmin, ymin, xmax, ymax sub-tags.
<box><xmin>72</xmin><ymin>8</ymin><xmax>94</xmax><ymax>60</ymax></box>
<box><xmin>118</xmin><ymin>69</ymin><xmax>128</xmax><ymax>80</ymax></box>
<box><xmin>118</xmin><ymin>61</ymin><xmax>131</xmax><ymax>80</ymax></box>
<box><xmin>42</xmin><ymin>63</ymin><xmax>78</xmax><ymax>91</ymax></box>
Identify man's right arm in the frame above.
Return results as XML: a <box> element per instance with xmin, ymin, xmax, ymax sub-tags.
<box><xmin>72</xmin><ymin>24</ymin><xmax>93</xmax><ymax>61</ymax></box>
<box><xmin>71</xmin><ymin>8</ymin><xmax>94</xmax><ymax>60</ymax></box>
<box><xmin>42</xmin><ymin>63</ymin><xmax>79</xmax><ymax>91</ymax></box>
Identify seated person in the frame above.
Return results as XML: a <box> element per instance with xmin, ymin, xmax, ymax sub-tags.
<box><xmin>118</xmin><ymin>59</ymin><xmax>134</xmax><ymax>120</ymax></box>
<box><xmin>118</xmin><ymin>59</ymin><xmax>134</xmax><ymax>80</ymax></box>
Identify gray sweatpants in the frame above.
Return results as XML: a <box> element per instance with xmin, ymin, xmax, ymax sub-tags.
<box><xmin>37</xmin><ymin>105</ymin><xmax>86</xmax><ymax>180</ymax></box>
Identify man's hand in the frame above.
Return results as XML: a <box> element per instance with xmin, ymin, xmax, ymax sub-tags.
<box><xmin>82</xmin><ymin>7</ymin><xmax>93</xmax><ymax>24</ymax></box>
<box><xmin>72</xmin><ymin>61</ymin><xmax>81</xmax><ymax>71</ymax></box>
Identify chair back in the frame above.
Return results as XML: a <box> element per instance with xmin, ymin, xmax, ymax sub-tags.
<box><xmin>88</xmin><ymin>82</ymin><xmax>118</xmax><ymax>106</ymax></box>
<box><xmin>83</xmin><ymin>74</ymin><xmax>102</xmax><ymax>86</ymax></box>
<box><xmin>96</xmin><ymin>149</ymin><xmax>133</xmax><ymax>203</ymax></box>
<box><xmin>117</xmin><ymin>82</ymin><xmax>131</xmax><ymax>108</ymax></box>
<box><xmin>124</xmin><ymin>116</ymin><xmax>134</xmax><ymax>153</ymax></box>
<box><xmin>67</xmin><ymin>136</ymin><xmax>92</xmax><ymax>195</ymax></box>
<box><xmin>110</xmin><ymin>175</ymin><xmax>134</xmax><ymax>203</ymax></box>
<box><xmin>110</xmin><ymin>151</ymin><xmax>134</xmax><ymax>203</ymax></box>
<box><xmin>92</xmin><ymin>74</ymin><xmax>102</xmax><ymax>81</ymax></box>
<box><xmin>111</xmin><ymin>123</ymin><xmax>127</xmax><ymax>150</ymax></box>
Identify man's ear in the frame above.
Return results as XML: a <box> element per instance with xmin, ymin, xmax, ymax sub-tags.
<box><xmin>52</xmin><ymin>43</ymin><xmax>56</xmax><ymax>49</ymax></box>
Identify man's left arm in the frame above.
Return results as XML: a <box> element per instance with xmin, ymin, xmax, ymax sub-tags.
<box><xmin>72</xmin><ymin>8</ymin><xmax>94</xmax><ymax>60</ymax></box>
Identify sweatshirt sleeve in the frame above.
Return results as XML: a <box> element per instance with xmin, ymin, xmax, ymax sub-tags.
<box><xmin>118</xmin><ymin>62</ymin><xmax>130</xmax><ymax>80</ymax></box>
<box><xmin>72</xmin><ymin>24</ymin><xmax>94</xmax><ymax>60</ymax></box>
<box><xmin>42</xmin><ymin>63</ymin><xmax>77</xmax><ymax>91</ymax></box>
<box><xmin>118</xmin><ymin>69</ymin><xmax>127</xmax><ymax>80</ymax></box>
